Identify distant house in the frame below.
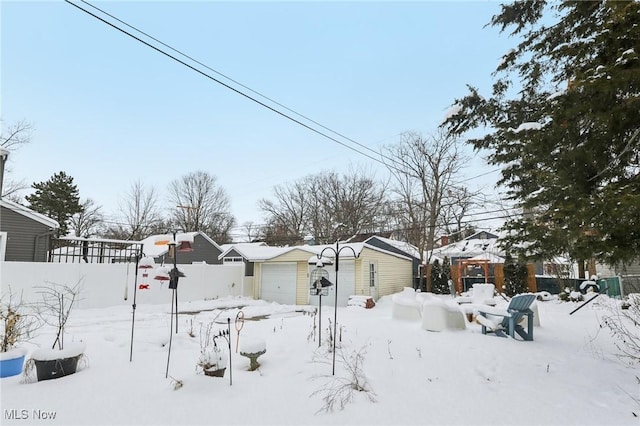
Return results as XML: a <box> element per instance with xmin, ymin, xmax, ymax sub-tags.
<box><xmin>0</xmin><ymin>199</ymin><xmax>59</xmax><ymax>262</ymax></box>
<box><xmin>220</xmin><ymin>240</ymin><xmax>414</xmax><ymax>306</ymax></box>
<box><xmin>430</xmin><ymin>231</ymin><xmax>575</xmax><ymax>294</ymax></box>
<box><xmin>139</xmin><ymin>231</ymin><xmax>223</xmax><ymax>265</ymax></box>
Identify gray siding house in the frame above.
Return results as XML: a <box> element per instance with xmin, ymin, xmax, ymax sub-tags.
<box><xmin>139</xmin><ymin>231</ymin><xmax>223</xmax><ymax>265</ymax></box>
<box><xmin>0</xmin><ymin>199</ymin><xmax>59</xmax><ymax>262</ymax></box>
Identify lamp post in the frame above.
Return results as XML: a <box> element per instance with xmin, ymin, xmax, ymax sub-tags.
<box><xmin>318</xmin><ymin>240</ymin><xmax>357</xmax><ymax>375</ymax></box>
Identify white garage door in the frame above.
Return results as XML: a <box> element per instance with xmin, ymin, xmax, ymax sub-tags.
<box><xmin>261</xmin><ymin>263</ymin><xmax>297</xmax><ymax>305</ymax></box>
<box><xmin>309</xmin><ymin>260</ymin><xmax>355</xmax><ymax>307</ymax></box>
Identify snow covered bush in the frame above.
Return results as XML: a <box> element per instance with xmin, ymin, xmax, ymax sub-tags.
<box><xmin>196</xmin><ymin>320</ymin><xmax>228</xmax><ymax>375</ymax></box>
<box><xmin>559</xmin><ymin>287</ymin><xmax>583</xmax><ymax>302</ymax></box>
<box><xmin>35</xmin><ymin>281</ymin><xmax>82</xmax><ymax>350</ymax></box>
<box><xmin>599</xmin><ymin>294</ymin><xmax>640</xmax><ymax>365</ymax></box>
<box><xmin>1</xmin><ymin>290</ymin><xmax>40</xmax><ymax>353</ymax></box>
<box><xmin>197</xmin><ymin>345</ymin><xmax>227</xmax><ymax>374</ymax></box>
<box><xmin>311</xmin><ymin>345</ymin><xmax>376</xmax><ymax>413</ymax></box>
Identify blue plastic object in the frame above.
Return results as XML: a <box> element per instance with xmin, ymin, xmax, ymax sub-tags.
<box><xmin>0</xmin><ymin>354</ymin><xmax>26</xmax><ymax>378</ymax></box>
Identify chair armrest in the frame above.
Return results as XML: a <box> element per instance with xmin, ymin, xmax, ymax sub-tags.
<box><xmin>477</xmin><ymin>306</ymin><xmax>510</xmax><ymax>317</ymax></box>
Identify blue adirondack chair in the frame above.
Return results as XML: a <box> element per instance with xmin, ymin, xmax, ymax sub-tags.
<box><xmin>477</xmin><ymin>294</ymin><xmax>537</xmax><ymax>341</ymax></box>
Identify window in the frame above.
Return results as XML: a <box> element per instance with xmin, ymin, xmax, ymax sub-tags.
<box><xmin>223</xmin><ymin>257</ymin><xmax>244</xmax><ymax>263</ymax></box>
<box><xmin>369</xmin><ymin>262</ymin><xmax>377</xmax><ymax>287</ymax></box>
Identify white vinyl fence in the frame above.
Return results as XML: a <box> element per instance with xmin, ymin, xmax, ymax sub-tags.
<box><xmin>0</xmin><ymin>261</ymin><xmax>248</xmax><ymax>309</ymax></box>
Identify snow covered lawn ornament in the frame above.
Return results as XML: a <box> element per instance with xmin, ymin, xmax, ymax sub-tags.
<box><xmin>239</xmin><ymin>337</ymin><xmax>266</xmax><ymax>371</ymax></box>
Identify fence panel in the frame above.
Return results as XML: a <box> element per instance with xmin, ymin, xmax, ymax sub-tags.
<box><xmin>0</xmin><ymin>261</ymin><xmax>245</xmax><ymax>309</ymax></box>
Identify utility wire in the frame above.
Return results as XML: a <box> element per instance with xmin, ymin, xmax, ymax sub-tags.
<box><xmin>77</xmin><ymin>0</ymin><xmax>393</xmax><ymax>164</ymax></box>
<box><xmin>65</xmin><ymin>0</ymin><xmax>402</xmax><ymax>170</ymax></box>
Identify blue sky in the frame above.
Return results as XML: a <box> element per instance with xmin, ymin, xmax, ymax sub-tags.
<box><xmin>2</xmin><ymin>1</ymin><xmax>515</xmax><ymax>235</ymax></box>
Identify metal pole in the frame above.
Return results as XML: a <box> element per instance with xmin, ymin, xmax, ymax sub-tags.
<box><xmin>173</xmin><ymin>231</ymin><xmax>179</xmax><ymax>334</ymax></box>
<box><xmin>318</xmin><ymin>294</ymin><xmax>322</xmax><ymax>348</ymax></box>
<box><xmin>332</xmin><ymin>240</ymin><xmax>339</xmax><ymax>375</ymax></box>
<box><xmin>129</xmin><ymin>247</ymin><xmax>142</xmax><ymax>362</ymax></box>
<box><xmin>165</xmin><ymin>289</ymin><xmax>175</xmax><ymax>378</ymax></box>
<box><xmin>569</xmin><ymin>288</ymin><xmax>608</xmax><ymax>315</ymax></box>
<box><xmin>227</xmin><ymin>317</ymin><xmax>232</xmax><ymax>386</ymax></box>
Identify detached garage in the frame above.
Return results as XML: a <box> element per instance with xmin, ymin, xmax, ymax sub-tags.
<box><xmin>239</xmin><ymin>240</ymin><xmax>414</xmax><ymax>307</ymax></box>
<box><xmin>260</xmin><ymin>262</ymin><xmax>297</xmax><ymax>305</ymax></box>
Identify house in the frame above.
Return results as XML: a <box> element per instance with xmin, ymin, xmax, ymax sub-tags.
<box><xmin>220</xmin><ymin>239</ymin><xmax>415</xmax><ymax>306</ymax></box>
<box><xmin>0</xmin><ymin>199</ymin><xmax>59</xmax><ymax>262</ymax></box>
<box><xmin>139</xmin><ymin>231</ymin><xmax>223</xmax><ymax>265</ymax></box>
<box><xmin>431</xmin><ymin>230</ymin><xmax>576</xmax><ymax>294</ymax></box>
<box><xmin>363</xmin><ymin>235</ymin><xmax>422</xmax><ymax>287</ymax></box>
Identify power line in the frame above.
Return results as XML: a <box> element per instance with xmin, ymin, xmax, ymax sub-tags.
<box><xmin>65</xmin><ymin>0</ymin><xmax>403</xmax><ymax>171</ymax></box>
<box><xmin>77</xmin><ymin>0</ymin><xmax>393</xmax><ymax>164</ymax></box>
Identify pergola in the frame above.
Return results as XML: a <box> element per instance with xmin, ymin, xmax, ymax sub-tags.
<box><xmin>456</xmin><ymin>258</ymin><xmax>490</xmax><ymax>294</ymax></box>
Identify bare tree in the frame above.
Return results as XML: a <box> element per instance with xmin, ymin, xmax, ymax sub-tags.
<box><xmin>259</xmin><ymin>168</ymin><xmax>388</xmax><ymax>245</ymax></box>
<box><xmin>1</xmin><ymin>119</ymin><xmax>33</xmax><ymax>200</ymax></box>
<box><xmin>384</xmin><ymin>130</ymin><xmax>465</xmax><ymax>268</ymax></box>
<box><xmin>168</xmin><ymin>171</ymin><xmax>236</xmax><ymax>243</ymax></box>
<box><xmin>259</xmin><ymin>179</ymin><xmax>309</xmax><ymax>245</ymax></box>
<box><xmin>70</xmin><ymin>198</ymin><xmax>104</xmax><ymax>237</ymax></box>
<box><xmin>309</xmin><ymin>168</ymin><xmax>387</xmax><ymax>243</ymax></box>
<box><xmin>240</xmin><ymin>221</ymin><xmax>264</xmax><ymax>243</ymax></box>
<box><xmin>440</xmin><ymin>186</ymin><xmax>475</xmax><ymax>242</ymax></box>
<box><xmin>103</xmin><ymin>181</ymin><xmax>163</xmax><ymax>240</ymax></box>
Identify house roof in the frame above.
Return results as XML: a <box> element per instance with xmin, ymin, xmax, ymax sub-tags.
<box><xmin>430</xmin><ymin>237</ymin><xmax>505</xmax><ymax>264</ymax></box>
<box><xmin>218</xmin><ymin>242</ymin><xmax>268</xmax><ymax>258</ymax></box>
<box><xmin>219</xmin><ymin>243</ymin><xmax>289</xmax><ymax>261</ymax></box>
<box><xmin>219</xmin><ymin>240</ymin><xmax>412</xmax><ymax>263</ymax></box>
<box><xmin>364</xmin><ymin>235</ymin><xmax>421</xmax><ymax>259</ymax></box>
<box><xmin>464</xmin><ymin>230</ymin><xmax>500</xmax><ymax>240</ymax></box>
<box><xmin>0</xmin><ymin>199</ymin><xmax>59</xmax><ymax>229</ymax></box>
<box><xmin>139</xmin><ymin>231</ymin><xmax>221</xmax><ymax>257</ymax></box>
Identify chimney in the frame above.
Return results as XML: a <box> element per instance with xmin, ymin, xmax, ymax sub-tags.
<box><xmin>440</xmin><ymin>235</ymin><xmax>449</xmax><ymax>246</ymax></box>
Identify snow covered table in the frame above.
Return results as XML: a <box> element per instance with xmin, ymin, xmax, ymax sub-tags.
<box><xmin>391</xmin><ymin>287</ymin><xmax>422</xmax><ymax>321</ymax></box>
<box><xmin>421</xmin><ymin>298</ymin><xmax>466</xmax><ymax>332</ymax></box>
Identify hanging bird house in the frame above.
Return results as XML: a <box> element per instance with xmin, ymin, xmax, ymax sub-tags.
<box><xmin>177</xmin><ymin>240</ymin><xmax>193</xmax><ymax>252</ymax></box>
<box><xmin>154</xmin><ymin>266</ymin><xmax>171</xmax><ymax>281</ymax></box>
<box><xmin>138</xmin><ymin>256</ymin><xmax>156</xmax><ymax>270</ymax></box>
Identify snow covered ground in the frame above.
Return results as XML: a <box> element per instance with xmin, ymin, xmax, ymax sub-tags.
<box><xmin>1</xmin><ymin>293</ymin><xmax>637</xmax><ymax>425</ymax></box>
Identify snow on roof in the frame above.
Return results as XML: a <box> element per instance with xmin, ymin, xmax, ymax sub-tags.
<box><xmin>219</xmin><ymin>242</ymin><xmax>266</xmax><ymax>251</ymax></box>
<box><xmin>0</xmin><ymin>199</ymin><xmax>59</xmax><ymax>229</ymax></box>
<box><xmin>219</xmin><ymin>240</ymin><xmax>411</xmax><ymax>263</ymax></box>
<box><xmin>219</xmin><ymin>244</ymin><xmax>290</xmax><ymax>261</ymax></box>
<box><xmin>468</xmin><ymin>252</ymin><xmax>505</xmax><ymax>263</ymax></box>
<box><xmin>430</xmin><ymin>237</ymin><xmax>504</xmax><ymax>263</ymax></box>
<box><xmin>139</xmin><ymin>231</ymin><xmax>219</xmax><ymax>257</ymax></box>
<box><xmin>365</xmin><ymin>235</ymin><xmax>421</xmax><ymax>259</ymax></box>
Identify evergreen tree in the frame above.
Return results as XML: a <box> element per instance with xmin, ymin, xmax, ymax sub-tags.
<box><xmin>503</xmin><ymin>254</ymin><xmax>529</xmax><ymax>297</ymax></box>
<box><xmin>430</xmin><ymin>258</ymin><xmax>450</xmax><ymax>294</ymax></box>
<box><xmin>440</xmin><ymin>256</ymin><xmax>452</xmax><ymax>293</ymax></box>
<box><xmin>443</xmin><ymin>1</ymin><xmax>640</xmax><ymax>266</ymax></box>
<box><xmin>429</xmin><ymin>259</ymin><xmax>442</xmax><ymax>293</ymax></box>
<box><xmin>26</xmin><ymin>171</ymin><xmax>82</xmax><ymax>237</ymax></box>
